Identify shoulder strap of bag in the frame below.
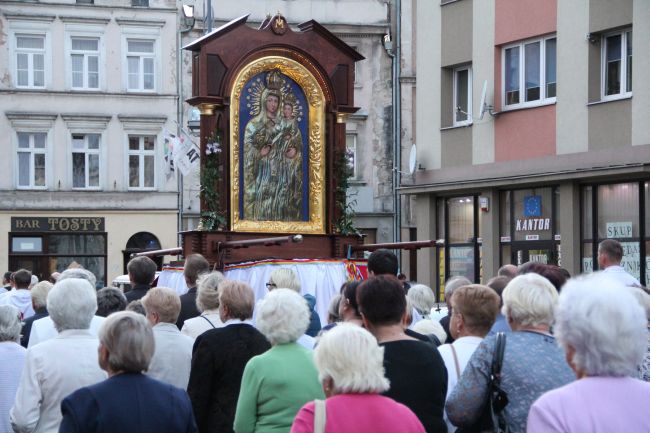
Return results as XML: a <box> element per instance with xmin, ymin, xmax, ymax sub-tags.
<box><xmin>313</xmin><ymin>399</ymin><xmax>326</xmax><ymax>433</ymax></box>
<box><xmin>200</xmin><ymin>315</ymin><xmax>216</xmax><ymax>329</ymax></box>
<box><xmin>489</xmin><ymin>332</ymin><xmax>509</xmax><ymax>433</ymax></box>
<box><xmin>492</xmin><ymin>332</ymin><xmax>506</xmax><ymax>382</ymax></box>
<box><xmin>449</xmin><ymin>344</ymin><xmax>462</xmax><ymax>382</ymax></box>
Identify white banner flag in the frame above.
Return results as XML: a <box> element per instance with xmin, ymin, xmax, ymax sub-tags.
<box><xmin>173</xmin><ymin>131</ymin><xmax>200</xmax><ymax>176</ymax></box>
<box><xmin>162</xmin><ymin>128</ymin><xmax>177</xmax><ymax>181</ymax></box>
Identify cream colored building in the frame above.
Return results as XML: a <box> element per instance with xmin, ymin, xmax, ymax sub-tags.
<box><xmin>0</xmin><ymin>0</ymin><xmax>180</xmax><ymax>286</ymax></box>
<box><xmin>0</xmin><ymin>0</ymin><xmax>408</xmax><ymax>285</ymax></box>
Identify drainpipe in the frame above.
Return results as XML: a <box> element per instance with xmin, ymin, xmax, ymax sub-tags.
<box><xmin>394</xmin><ymin>0</ymin><xmax>402</xmax><ymax>250</ymax></box>
<box><xmin>177</xmin><ymin>12</ymin><xmax>194</xmax><ymax>244</ymax></box>
<box><xmin>386</xmin><ymin>0</ymin><xmax>402</xmax><ymax>262</ymax></box>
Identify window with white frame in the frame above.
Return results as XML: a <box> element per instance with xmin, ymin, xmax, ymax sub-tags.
<box><xmin>17</xmin><ymin>132</ymin><xmax>47</xmax><ymax>188</ymax></box>
<box><xmin>72</xmin><ymin>134</ymin><xmax>100</xmax><ymax>189</ymax></box>
<box><xmin>126</xmin><ymin>39</ymin><xmax>155</xmax><ymax>91</ymax></box>
<box><xmin>71</xmin><ymin>37</ymin><xmax>99</xmax><ymax>90</ymax></box>
<box><xmin>503</xmin><ymin>36</ymin><xmax>556</xmax><ymax>108</ymax></box>
<box><xmin>128</xmin><ymin>135</ymin><xmax>155</xmax><ymax>189</ymax></box>
<box><xmin>602</xmin><ymin>30</ymin><xmax>632</xmax><ymax>99</ymax></box>
<box><xmin>350</xmin><ymin>46</ymin><xmax>359</xmax><ymax>84</ymax></box>
<box><xmin>345</xmin><ymin>134</ymin><xmax>358</xmax><ymax>179</ymax></box>
<box><xmin>454</xmin><ymin>66</ymin><xmax>472</xmax><ymax>125</ymax></box>
<box><xmin>15</xmin><ymin>34</ymin><xmax>45</xmax><ymax>88</ymax></box>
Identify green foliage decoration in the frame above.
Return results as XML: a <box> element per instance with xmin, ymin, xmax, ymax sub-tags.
<box><xmin>334</xmin><ymin>147</ymin><xmax>358</xmax><ymax>235</ymax></box>
<box><xmin>199</xmin><ymin>129</ymin><xmax>226</xmax><ymax>231</ymax></box>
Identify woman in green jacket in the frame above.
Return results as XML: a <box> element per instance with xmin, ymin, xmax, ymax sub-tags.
<box><xmin>234</xmin><ymin>288</ymin><xmax>324</xmax><ymax>433</ymax></box>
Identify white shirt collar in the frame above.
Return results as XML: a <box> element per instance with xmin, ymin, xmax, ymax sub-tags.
<box><xmin>223</xmin><ymin>318</ymin><xmax>253</xmax><ymax>327</ymax></box>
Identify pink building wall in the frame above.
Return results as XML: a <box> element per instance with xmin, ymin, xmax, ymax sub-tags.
<box><xmin>494</xmin><ymin>105</ymin><xmax>556</xmax><ymax>161</ymax></box>
<box><xmin>494</xmin><ymin>0</ymin><xmax>557</xmax><ymax>162</ymax></box>
<box><xmin>495</xmin><ymin>0</ymin><xmax>557</xmax><ymax>45</ymax></box>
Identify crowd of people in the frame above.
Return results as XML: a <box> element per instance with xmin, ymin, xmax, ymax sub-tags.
<box><xmin>0</xmin><ymin>238</ymin><xmax>649</xmax><ymax>433</ymax></box>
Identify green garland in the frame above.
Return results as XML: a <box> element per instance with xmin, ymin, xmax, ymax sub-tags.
<box><xmin>199</xmin><ymin>129</ymin><xmax>226</xmax><ymax>231</ymax></box>
<box><xmin>334</xmin><ymin>147</ymin><xmax>358</xmax><ymax>235</ymax></box>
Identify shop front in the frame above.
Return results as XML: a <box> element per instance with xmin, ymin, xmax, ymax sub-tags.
<box><xmin>500</xmin><ymin>187</ymin><xmax>561</xmax><ymax>267</ymax></box>
<box><xmin>3</xmin><ymin>211</ymin><xmax>178</xmax><ymax>289</ymax></box>
<box><xmin>9</xmin><ymin>216</ymin><xmax>107</xmax><ymax>288</ymax></box>
<box><xmin>435</xmin><ymin>186</ymin><xmax>561</xmax><ymax>299</ymax></box>
<box><xmin>436</xmin><ymin>195</ymin><xmax>481</xmax><ymax>300</ymax></box>
<box><xmin>581</xmin><ymin>181</ymin><xmax>650</xmax><ymax>285</ymax></box>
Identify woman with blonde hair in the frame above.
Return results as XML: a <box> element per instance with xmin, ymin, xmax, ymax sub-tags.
<box><xmin>290</xmin><ymin>324</ymin><xmax>425</xmax><ymax>433</ymax></box>
<box><xmin>436</xmin><ymin>284</ymin><xmax>500</xmax><ymax>432</ymax></box>
<box><xmin>181</xmin><ymin>271</ymin><xmax>225</xmax><ymax>338</ymax></box>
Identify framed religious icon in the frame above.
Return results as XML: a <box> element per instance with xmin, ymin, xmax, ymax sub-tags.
<box><xmin>230</xmin><ymin>57</ymin><xmax>326</xmax><ymax>234</ymax></box>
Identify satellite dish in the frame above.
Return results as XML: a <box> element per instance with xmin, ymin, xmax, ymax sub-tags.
<box><xmin>477</xmin><ymin>80</ymin><xmax>496</xmax><ymax>120</ymax></box>
<box><xmin>478</xmin><ymin>80</ymin><xmax>488</xmax><ymax>120</ymax></box>
<box><xmin>408</xmin><ymin>143</ymin><xmax>417</xmax><ymax>174</ymax></box>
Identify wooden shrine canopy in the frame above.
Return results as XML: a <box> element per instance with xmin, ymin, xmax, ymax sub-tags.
<box><xmin>180</xmin><ymin>13</ymin><xmax>366</xmax><ymax>264</ymax></box>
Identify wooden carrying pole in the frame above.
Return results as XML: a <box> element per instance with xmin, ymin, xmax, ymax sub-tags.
<box><xmin>132</xmin><ymin>247</ymin><xmax>183</xmax><ymax>258</ymax></box>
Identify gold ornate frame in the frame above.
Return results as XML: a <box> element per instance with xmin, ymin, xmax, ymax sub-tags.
<box><xmin>230</xmin><ymin>56</ymin><xmax>326</xmax><ymax>234</ymax></box>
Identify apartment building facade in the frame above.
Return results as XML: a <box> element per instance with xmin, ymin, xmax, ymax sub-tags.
<box><xmin>0</xmin><ymin>0</ymin><xmax>180</xmax><ymax>286</ymax></box>
<box><xmin>407</xmin><ymin>0</ymin><xmax>650</xmax><ymax>293</ymax></box>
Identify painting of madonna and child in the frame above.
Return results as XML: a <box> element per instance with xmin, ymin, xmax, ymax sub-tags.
<box><xmin>239</xmin><ymin>69</ymin><xmax>310</xmax><ymax>222</ymax></box>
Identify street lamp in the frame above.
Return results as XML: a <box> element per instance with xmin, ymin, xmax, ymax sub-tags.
<box><xmin>181</xmin><ymin>4</ymin><xmax>195</xmax><ymax>31</ymax></box>
<box><xmin>187</xmin><ymin>107</ymin><xmax>201</xmax><ymax>135</ymax></box>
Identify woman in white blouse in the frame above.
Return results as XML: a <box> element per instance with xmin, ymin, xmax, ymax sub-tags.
<box><xmin>11</xmin><ymin>278</ymin><xmax>106</xmax><ymax>433</ymax></box>
<box><xmin>437</xmin><ymin>284</ymin><xmax>501</xmax><ymax>433</ymax></box>
<box><xmin>181</xmin><ymin>272</ymin><xmax>225</xmax><ymax>338</ymax></box>
<box><xmin>0</xmin><ymin>305</ymin><xmax>25</xmax><ymax>433</ymax></box>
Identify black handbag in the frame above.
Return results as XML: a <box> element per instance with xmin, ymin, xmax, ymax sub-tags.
<box><xmin>456</xmin><ymin>332</ymin><xmax>509</xmax><ymax>433</ymax></box>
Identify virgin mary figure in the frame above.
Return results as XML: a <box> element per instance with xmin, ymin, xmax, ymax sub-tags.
<box><xmin>242</xmin><ymin>70</ymin><xmax>304</xmax><ymax>221</ymax></box>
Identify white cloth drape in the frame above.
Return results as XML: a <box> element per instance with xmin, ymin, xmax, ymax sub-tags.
<box><xmin>157</xmin><ymin>267</ymin><xmax>189</xmax><ymax>296</ymax></box>
<box><xmin>158</xmin><ymin>260</ymin><xmax>367</xmax><ymax>327</ymax></box>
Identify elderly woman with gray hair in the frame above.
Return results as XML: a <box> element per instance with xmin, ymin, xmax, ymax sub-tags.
<box><xmin>59</xmin><ymin>311</ymin><xmax>197</xmax><ymax>433</ymax></box>
<box><xmin>96</xmin><ymin>287</ymin><xmax>127</xmax><ymax>317</ymax></box>
<box><xmin>446</xmin><ymin>273</ymin><xmax>575</xmax><ymax>433</ymax></box>
<box><xmin>20</xmin><ymin>280</ymin><xmax>52</xmax><ymax>347</ymax></box>
<box><xmin>439</xmin><ymin>276</ymin><xmax>472</xmax><ymax>343</ymax></box>
<box><xmin>234</xmin><ymin>289</ymin><xmax>324</xmax><ymax>433</ymax></box>
<box><xmin>0</xmin><ymin>305</ymin><xmax>26</xmax><ymax>433</ymax></box>
<box><xmin>11</xmin><ymin>278</ymin><xmax>107</xmax><ymax>433</ymax></box>
<box><xmin>407</xmin><ymin>284</ymin><xmax>437</xmax><ymax>319</ymax></box>
<box><xmin>527</xmin><ymin>275</ymin><xmax>650</xmax><ymax>432</ymax></box>
<box><xmin>181</xmin><ymin>271</ymin><xmax>225</xmax><ymax>338</ymax></box>
<box><xmin>290</xmin><ymin>324</ymin><xmax>425</xmax><ymax>433</ymax></box>
<box><xmin>266</xmin><ymin>268</ymin><xmax>321</xmax><ymax>337</ymax></box>
<box><xmin>28</xmin><ymin>269</ymin><xmax>105</xmax><ymax>347</ymax></box>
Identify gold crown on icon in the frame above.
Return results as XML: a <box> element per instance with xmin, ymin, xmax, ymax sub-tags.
<box><xmin>266</xmin><ymin>70</ymin><xmax>283</xmax><ymax>91</ymax></box>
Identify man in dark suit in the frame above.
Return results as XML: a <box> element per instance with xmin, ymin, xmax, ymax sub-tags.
<box><xmin>176</xmin><ymin>254</ymin><xmax>210</xmax><ymax>329</ymax></box>
<box><xmin>59</xmin><ymin>311</ymin><xmax>197</xmax><ymax>433</ymax></box>
<box><xmin>124</xmin><ymin>256</ymin><xmax>158</xmax><ymax>303</ymax></box>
